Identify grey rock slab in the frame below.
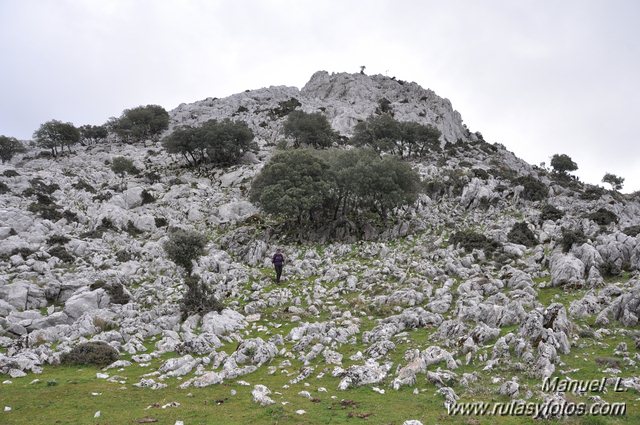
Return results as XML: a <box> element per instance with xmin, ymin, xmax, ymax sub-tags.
<box><xmin>550</xmin><ymin>253</ymin><xmax>585</xmax><ymax>287</ymax></box>
<box><xmin>251</xmin><ymin>384</ymin><xmax>275</xmax><ymax>406</ymax></box>
<box><xmin>63</xmin><ymin>289</ymin><xmax>110</xmax><ymax>320</ymax></box>
<box><xmin>201</xmin><ymin>309</ymin><xmax>247</xmax><ymax>336</ymax></box>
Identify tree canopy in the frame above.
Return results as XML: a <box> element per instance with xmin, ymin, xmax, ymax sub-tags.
<box><xmin>249</xmin><ymin>149</ymin><xmax>333</xmax><ymax>223</ymax></box>
<box><xmin>249</xmin><ymin>148</ymin><xmax>420</xmax><ymax>224</ymax></box>
<box><xmin>283</xmin><ymin>110</ymin><xmax>338</xmax><ymax>148</ymax></box>
<box><xmin>163</xmin><ymin>229</ymin><xmax>208</xmax><ymax>275</ymax></box>
<box><xmin>0</xmin><ymin>135</ymin><xmax>26</xmax><ymax>163</ymax></box>
<box><xmin>111</xmin><ymin>156</ymin><xmax>139</xmax><ymax>177</ymax></box>
<box><xmin>33</xmin><ymin>120</ymin><xmax>80</xmax><ymax>157</ymax></box>
<box><xmin>350</xmin><ymin>115</ymin><xmax>441</xmax><ymax>158</ymax></box>
<box><xmin>79</xmin><ymin>124</ymin><xmax>108</xmax><ymax>145</ymax></box>
<box><xmin>110</xmin><ymin>105</ymin><xmax>169</xmax><ymax>143</ymax></box>
<box><xmin>602</xmin><ymin>173</ymin><xmax>624</xmax><ymax>191</ymax></box>
<box><xmin>162</xmin><ymin>119</ymin><xmax>256</xmax><ymax>166</ymax></box>
<box><xmin>550</xmin><ymin>154</ymin><xmax>578</xmax><ymax>175</ymax></box>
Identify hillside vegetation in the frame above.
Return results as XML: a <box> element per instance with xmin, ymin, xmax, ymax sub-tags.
<box><xmin>1</xmin><ymin>71</ymin><xmax>639</xmax><ymax>425</ymax></box>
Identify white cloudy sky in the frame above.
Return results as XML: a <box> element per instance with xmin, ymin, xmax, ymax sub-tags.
<box><xmin>1</xmin><ymin>0</ymin><xmax>638</xmax><ymax>191</ymax></box>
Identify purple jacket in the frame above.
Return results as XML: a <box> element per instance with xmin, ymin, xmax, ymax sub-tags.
<box><xmin>272</xmin><ymin>253</ymin><xmax>285</xmax><ymax>266</ymax></box>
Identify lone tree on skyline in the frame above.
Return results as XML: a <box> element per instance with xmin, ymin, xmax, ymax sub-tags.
<box><xmin>109</xmin><ymin>105</ymin><xmax>169</xmax><ymax>143</ymax></box>
<box><xmin>602</xmin><ymin>172</ymin><xmax>624</xmax><ymax>191</ymax></box>
<box><xmin>33</xmin><ymin>120</ymin><xmax>80</xmax><ymax>157</ymax></box>
<box><xmin>550</xmin><ymin>153</ymin><xmax>578</xmax><ymax>175</ymax></box>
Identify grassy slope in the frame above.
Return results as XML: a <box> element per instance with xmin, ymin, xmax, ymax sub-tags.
<box><xmin>2</xmin><ymin>246</ymin><xmax>639</xmax><ymax>424</ymax></box>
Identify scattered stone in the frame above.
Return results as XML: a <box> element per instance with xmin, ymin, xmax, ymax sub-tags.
<box><xmin>338</xmin><ymin>360</ymin><xmax>391</xmax><ymax>390</ymax></box>
<box><xmin>252</xmin><ymin>384</ymin><xmax>275</xmax><ymax>406</ymax></box>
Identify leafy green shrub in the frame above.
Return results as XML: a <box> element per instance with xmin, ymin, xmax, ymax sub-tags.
<box><xmin>3</xmin><ymin>247</ymin><xmax>34</xmax><ymax>261</ymax></box>
<box><xmin>422</xmin><ymin>179</ymin><xmax>448</xmax><ymax>200</ymax></box>
<box><xmin>580</xmin><ymin>185</ymin><xmax>605</xmax><ymax>200</ymax></box>
<box><xmin>375</xmin><ymin>97</ymin><xmax>393</xmax><ymax>115</ymax></box>
<box><xmin>28</xmin><ymin>178</ymin><xmax>60</xmax><ymax>195</ymax></box>
<box><xmin>144</xmin><ymin>171</ymin><xmax>161</xmax><ymax>183</ymax></box>
<box><xmin>93</xmin><ymin>191</ymin><xmax>113</xmax><ymax>202</ymax></box>
<box><xmin>72</xmin><ymin>179</ymin><xmax>96</xmax><ymax>193</ymax></box>
<box><xmin>0</xmin><ymin>135</ymin><xmax>26</xmax><ymax>163</ymax></box>
<box><xmin>507</xmin><ymin>222</ymin><xmax>537</xmax><ymax>247</ymax></box>
<box><xmin>154</xmin><ymin>217</ymin><xmax>168</xmax><ymax>227</ymax></box>
<box><xmin>449</xmin><ymin>230</ymin><xmax>501</xmax><ymax>255</ymax></box>
<box><xmin>27</xmin><ymin>199</ymin><xmax>63</xmax><ymax>221</ymax></box>
<box><xmin>599</xmin><ymin>259</ymin><xmax>622</xmax><ymax>278</ymax></box>
<box><xmin>60</xmin><ymin>341</ymin><xmax>119</xmax><ymax>366</ymax></box>
<box><xmin>283</xmin><ymin>110</ymin><xmax>338</xmax><ymax>148</ymax></box>
<box><xmin>3</xmin><ymin>169</ymin><xmax>20</xmax><ymax>177</ymax></box>
<box><xmin>47</xmin><ymin>235</ymin><xmax>70</xmax><ymax>245</ymax></box>
<box><xmin>622</xmin><ymin>225</ymin><xmax>640</xmax><ymax>237</ymax></box>
<box><xmin>488</xmin><ymin>165</ymin><xmax>518</xmax><ymax>182</ymax></box>
<box><xmin>163</xmin><ymin>229</ymin><xmax>208</xmax><ymax>275</ymax></box>
<box><xmin>81</xmin><ymin>217</ymin><xmax>115</xmax><ymax>239</ymax></box>
<box><xmin>35</xmin><ymin>150</ymin><xmax>54</xmax><ymax>159</ymax></box>
<box><xmin>111</xmin><ymin>157</ymin><xmax>139</xmax><ymax>176</ymax></box>
<box><xmin>48</xmin><ymin>246</ymin><xmax>74</xmax><ymax>263</ymax></box>
<box><xmin>472</xmin><ymin>168</ymin><xmax>490</xmax><ymax>180</ymax></box>
<box><xmin>140</xmin><ymin>189</ymin><xmax>155</xmax><ymax>204</ymax></box>
<box><xmin>36</xmin><ymin>193</ymin><xmax>54</xmax><ymax>205</ymax></box>
<box><xmin>587</xmin><ymin>208</ymin><xmax>618</xmax><ymax>226</ymax></box>
<box><xmin>63</xmin><ymin>210</ymin><xmax>79</xmax><ymax>223</ymax></box>
<box><xmin>115</xmin><ymin>250</ymin><xmax>132</xmax><ymax>262</ymax></box>
<box><xmin>126</xmin><ymin>220</ymin><xmax>143</xmax><ymax>236</ymax></box>
<box><xmin>269</xmin><ymin>97</ymin><xmax>301</xmax><ymax>119</ymax></box>
<box><xmin>180</xmin><ymin>275</ymin><xmax>223</xmax><ymax>319</ymax></box>
<box><xmin>560</xmin><ymin>228</ymin><xmax>587</xmax><ymax>252</ymax></box>
<box><xmin>91</xmin><ymin>280</ymin><xmax>130</xmax><ymax>304</ymax></box>
<box><xmin>514</xmin><ymin>176</ymin><xmax>548</xmax><ymax>201</ymax></box>
<box><xmin>107</xmin><ymin>282</ymin><xmax>131</xmax><ymax>304</ymax></box>
<box><xmin>540</xmin><ymin>204</ymin><xmax>564</xmax><ymax>222</ymax></box>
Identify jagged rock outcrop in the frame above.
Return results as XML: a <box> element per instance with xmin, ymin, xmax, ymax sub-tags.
<box><xmin>170</xmin><ymin>71</ymin><xmax>473</xmax><ymax>145</ymax></box>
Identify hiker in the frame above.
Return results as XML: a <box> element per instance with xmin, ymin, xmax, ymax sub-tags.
<box><xmin>272</xmin><ymin>248</ymin><xmax>285</xmax><ymax>283</ymax></box>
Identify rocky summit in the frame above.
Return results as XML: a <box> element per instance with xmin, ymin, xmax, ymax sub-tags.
<box><xmin>1</xmin><ymin>71</ymin><xmax>640</xmax><ymax>424</ymax></box>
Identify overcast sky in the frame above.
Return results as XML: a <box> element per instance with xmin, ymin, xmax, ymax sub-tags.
<box><xmin>1</xmin><ymin>0</ymin><xmax>638</xmax><ymax>191</ymax></box>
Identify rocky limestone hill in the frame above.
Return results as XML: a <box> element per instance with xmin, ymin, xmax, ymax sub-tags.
<box><xmin>1</xmin><ymin>71</ymin><xmax>640</xmax><ymax>424</ymax></box>
<box><xmin>171</xmin><ymin>70</ymin><xmax>473</xmax><ymax>145</ymax></box>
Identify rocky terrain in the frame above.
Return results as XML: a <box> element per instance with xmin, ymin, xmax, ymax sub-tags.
<box><xmin>1</xmin><ymin>71</ymin><xmax>640</xmax><ymax>424</ymax></box>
